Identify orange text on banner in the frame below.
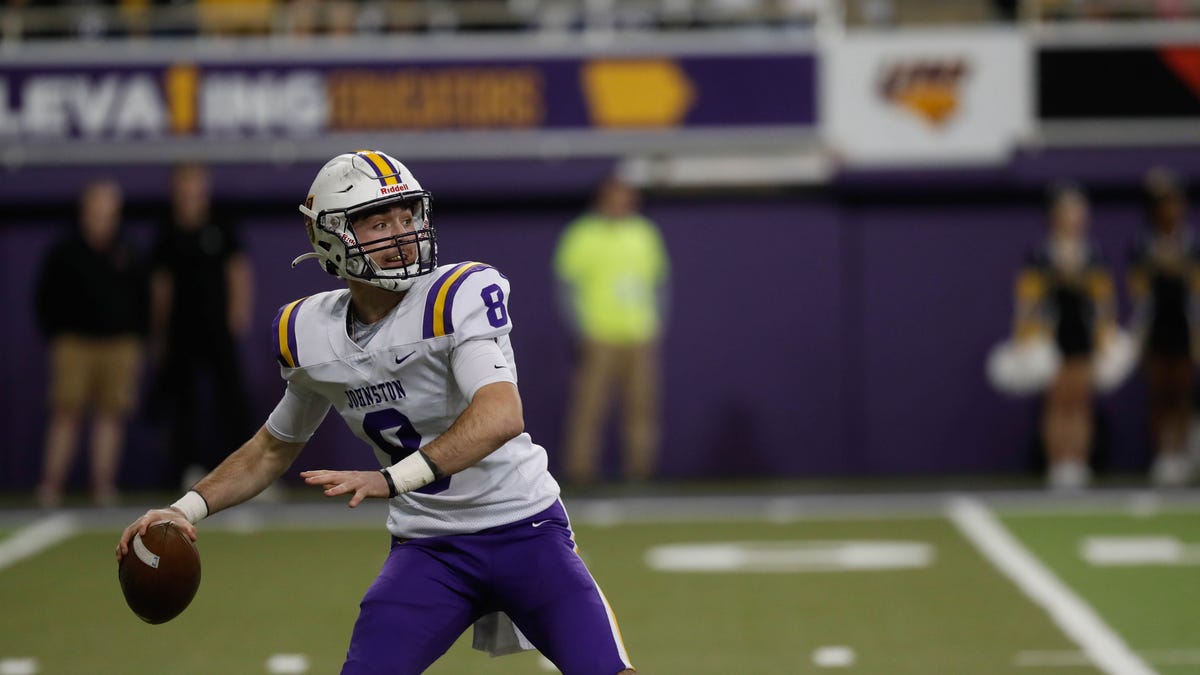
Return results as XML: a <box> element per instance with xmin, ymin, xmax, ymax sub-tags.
<box><xmin>328</xmin><ymin>68</ymin><xmax>544</xmax><ymax>130</ymax></box>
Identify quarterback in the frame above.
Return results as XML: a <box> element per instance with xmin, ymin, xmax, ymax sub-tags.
<box><xmin>117</xmin><ymin>151</ymin><xmax>635</xmax><ymax>675</ymax></box>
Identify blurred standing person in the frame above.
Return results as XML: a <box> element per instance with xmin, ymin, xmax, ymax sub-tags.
<box><xmin>34</xmin><ymin>179</ymin><xmax>147</xmax><ymax>507</ymax></box>
<box><xmin>1128</xmin><ymin>168</ymin><xmax>1196</xmax><ymax>487</ymax></box>
<box><xmin>151</xmin><ymin>163</ymin><xmax>254</xmax><ymax>489</ymax></box>
<box><xmin>554</xmin><ymin>177</ymin><xmax>670</xmax><ymax>485</ymax></box>
<box><xmin>1012</xmin><ymin>184</ymin><xmax>1117</xmax><ymax>490</ymax></box>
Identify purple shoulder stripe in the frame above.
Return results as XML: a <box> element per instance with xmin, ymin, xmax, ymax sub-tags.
<box><xmin>422</xmin><ymin>262</ymin><xmax>493</xmax><ymax>339</ymax></box>
<box><xmin>440</xmin><ymin>264</ymin><xmax>493</xmax><ymax>336</ymax></box>
<box><xmin>272</xmin><ymin>297</ymin><xmax>309</xmax><ymax>368</ymax></box>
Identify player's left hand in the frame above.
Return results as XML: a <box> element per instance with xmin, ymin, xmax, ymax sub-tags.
<box><xmin>300</xmin><ymin>470</ymin><xmax>389</xmax><ymax>508</ymax></box>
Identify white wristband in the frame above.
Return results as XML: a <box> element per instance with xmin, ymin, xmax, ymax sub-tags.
<box><xmin>383</xmin><ymin>453</ymin><xmax>436</xmax><ymax>495</ymax></box>
<box><xmin>170</xmin><ymin>490</ymin><xmax>209</xmax><ymax>524</ymax></box>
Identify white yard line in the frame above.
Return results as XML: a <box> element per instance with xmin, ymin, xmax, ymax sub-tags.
<box><xmin>947</xmin><ymin>497</ymin><xmax>1157</xmax><ymax>675</ymax></box>
<box><xmin>0</xmin><ymin>514</ymin><xmax>77</xmax><ymax>572</ymax></box>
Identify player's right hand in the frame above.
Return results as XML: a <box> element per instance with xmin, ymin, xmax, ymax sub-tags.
<box><xmin>299</xmin><ymin>469</ymin><xmax>389</xmax><ymax>508</ymax></box>
<box><xmin>116</xmin><ymin>508</ymin><xmax>197</xmax><ymax>562</ymax></box>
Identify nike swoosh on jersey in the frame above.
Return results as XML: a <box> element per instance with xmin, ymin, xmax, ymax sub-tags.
<box><xmin>531</xmin><ymin>520</ymin><xmax>551</xmax><ymax>527</ymax></box>
<box><xmin>493</xmin><ymin>365</ymin><xmax>506</xmax><ymax>369</ymax></box>
<box><xmin>395</xmin><ymin>351</ymin><xmax>416</xmax><ymax>365</ymax></box>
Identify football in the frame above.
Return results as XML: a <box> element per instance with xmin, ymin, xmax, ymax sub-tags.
<box><xmin>118</xmin><ymin>521</ymin><xmax>201</xmax><ymax>624</ymax></box>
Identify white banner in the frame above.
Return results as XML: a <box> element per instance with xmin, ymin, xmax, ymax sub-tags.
<box><xmin>823</xmin><ymin>29</ymin><xmax>1031</xmax><ymax>167</ymax></box>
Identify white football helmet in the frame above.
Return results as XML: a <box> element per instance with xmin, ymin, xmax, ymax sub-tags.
<box><xmin>294</xmin><ymin>150</ymin><xmax>436</xmax><ymax>291</ymax></box>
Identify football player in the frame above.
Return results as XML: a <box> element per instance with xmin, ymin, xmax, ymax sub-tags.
<box><xmin>117</xmin><ymin>151</ymin><xmax>636</xmax><ymax>675</ymax></box>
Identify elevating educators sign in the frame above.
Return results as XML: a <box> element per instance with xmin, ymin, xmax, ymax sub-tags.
<box><xmin>0</xmin><ymin>39</ymin><xmax>816</xmax><ymax>165</ymax></box>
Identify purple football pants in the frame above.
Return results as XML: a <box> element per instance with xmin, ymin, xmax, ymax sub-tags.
<box><xmin>341</xmin><ymin>501</ymin><xmax>633</xmax><ymax>675</ymax></box>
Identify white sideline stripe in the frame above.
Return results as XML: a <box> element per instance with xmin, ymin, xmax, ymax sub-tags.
<box><xmin>0</xmin><ymin>514</ymin><xmax>78</xmax><ymax>572</ymax></box>
<box><xmin>6</xmin><ymin>489</ymin><xmax>1200</xmax><ymax>533</ymax></box>
<box><xmin>1138</xmin><ymin>649</ymin><xmax>1200</xmax><ymax>665</ymax></box>
<box><xmin>1014</xmin><ymin>649</ymin><xmax>1093</xmax><ymax>667</ymax></box>
<box><xmin>1016</xmin><ymin>649</ymin><xmax>1200</xmax><ymax>667</ymax></box>
<box><xmin>947</xmin><ymin>498</ymin><xmax>1157</xmax><ymax>675</ymax></box>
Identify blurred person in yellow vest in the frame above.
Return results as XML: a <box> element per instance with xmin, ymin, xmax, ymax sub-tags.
<box><xmin>554</xmin><ymin>176</ymin><xmax>670</xmax><ymax>485</ymax></box>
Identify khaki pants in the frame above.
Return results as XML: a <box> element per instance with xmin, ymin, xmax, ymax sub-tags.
<box><xmin>563</xmin><ymin>340</ymin><xmax>660</xmax><ymax>484</ymax></box>
<box><xmin>49</xmin><ymin>335</ymin><xmax>141</xmax><ymax>415</ymax></box>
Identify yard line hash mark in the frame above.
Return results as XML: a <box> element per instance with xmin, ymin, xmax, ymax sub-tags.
<box><xmin>266</xmin><ymin>653</ymin><xmax>309</xmax><ymax>674</ymax></box>
<box><xmin>0</xmin><ymin>658</ymin><xmax>39</xmax><ymax>675</ymax></box>
<box><xmin>947</xmin><ymin>497</ymin><xmax>1156</xmax><ymax>675</ymax></box>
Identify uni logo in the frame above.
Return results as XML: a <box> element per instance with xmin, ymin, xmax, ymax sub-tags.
<box><xmin>878</xmin><ymin>58</ymin><xmax>970</xmax><ymax>128</ymax></box>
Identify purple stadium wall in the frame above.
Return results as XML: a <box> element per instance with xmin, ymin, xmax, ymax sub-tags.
<box><xmin>0</xmin><ymin>183</ymin><xmax>1162</xmax><ymax>490</ymax></box>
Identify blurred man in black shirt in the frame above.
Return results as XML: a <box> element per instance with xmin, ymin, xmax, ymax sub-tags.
<box><xmin>150</xmin><ymin>163</ymin><xmax>254</xmax><ymax>489</ymax></box>
<box><xmin>35</xmin><ymin>178</ymin><xmax>147</xmax><ymax>507</ymax></box>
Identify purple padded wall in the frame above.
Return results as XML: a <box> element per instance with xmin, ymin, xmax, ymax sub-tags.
<box><xmin>0</xmin><ymin>190</ymin><xmax>1161</xmax><ymax>489</ymax></box>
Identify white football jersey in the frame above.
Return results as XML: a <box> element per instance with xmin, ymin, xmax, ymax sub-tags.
<box><xmin>266</xmin><ymin>262</ymin><xmax>560</xmax><ymax>538</ymax></box>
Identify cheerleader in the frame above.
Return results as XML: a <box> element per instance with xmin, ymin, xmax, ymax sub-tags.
<box><xmin>1012</xmin><ymin>185</ymin><xmax>1117</xmax><ymax>490</ymax></box>
<box><xmin>1128</xmin><ymin>168</ymin><xmax>1196</xmax><ymax>487</ymax></box>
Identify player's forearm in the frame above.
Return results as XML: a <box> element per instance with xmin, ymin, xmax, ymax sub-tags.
<box><xmin>191</xmin><ymin>426</ymin><xmax>303</xmax><ymax>516</ymax></box>
<box><xmin>421</xmin><ymin>382</ymin><xmax>524</xmax><ymax>476</ymax></box>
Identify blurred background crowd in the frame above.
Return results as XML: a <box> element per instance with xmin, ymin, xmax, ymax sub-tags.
<box><xmin>0</xmin><ymin>0</ymin><xmax>1197</xmax><ymax>41</ymax></box>
<box><xmin>2</xmin><ymin>0</ymin><xmax>1199</xmax><ymax>506</ymax></box>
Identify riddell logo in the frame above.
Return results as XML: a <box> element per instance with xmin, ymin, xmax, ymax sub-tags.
<box><xmin>878</xmin><ymin>58</ymin><xmax>970</xmax><ymax>127</ymax></box>
<box><xmin>379</xmin><ymin>183</ymin><xmax>410</xmax><ymax>196</ymax></box>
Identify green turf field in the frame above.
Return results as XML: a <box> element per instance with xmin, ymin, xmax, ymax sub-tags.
<box><xmin>1003</xmin><ymin>511</ymin><xmax>1200</xmax><ymax>675</ymax></box>
<box><xmin>0</xmin><ymin>495</ymin><xmax>1197</xmax><ymax>674</ymax></box>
